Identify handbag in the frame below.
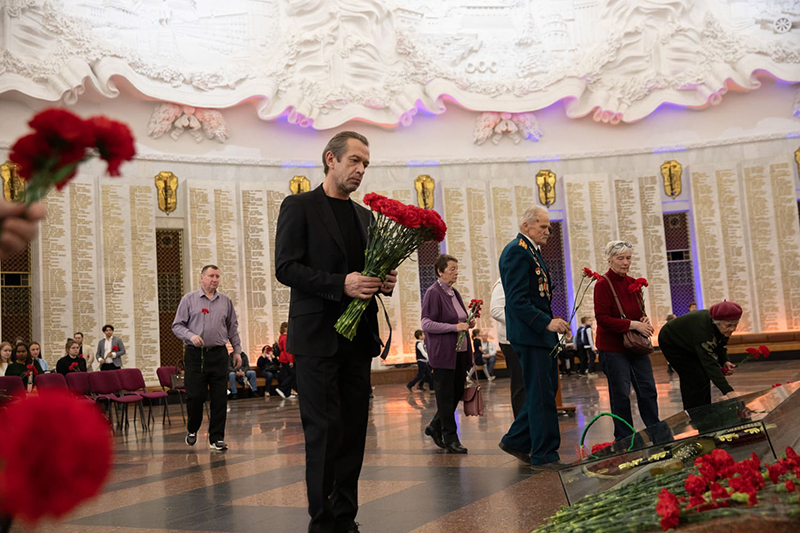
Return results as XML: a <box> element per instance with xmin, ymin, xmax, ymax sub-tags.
<box><xmin>602</xmin><ymin>274</ymin><xmax>654</xmax><ymax>356</ymax></box>
<box><xmin>462</xmin><ymin>366</ymin><xmax>485</xmax><ymax>416</ymax></box>
<box><xmin>170</xmin><ymin>373</ymin><xmax>185</xmax><ymax>390</ymax></box>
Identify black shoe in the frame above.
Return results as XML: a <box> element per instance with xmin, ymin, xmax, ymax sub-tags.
<box><xmin>416</xmin><ymin>386</ymin><xmax>425</xmax><ymax>391</ymax></box>
<box><xmin>498</xmin><ymin>441</ymin><xmax>530</xmax><ymax>463</ymax></box>
<box><xmin>445</xmin><ymin>440</ymin><xmax>468</xmax><ymax>454</ymax></box>
<box><xmin>210</xmin><ymin>440</ymin><xmax>229</xmax><ymax>451</ymax></box>
<box><xmin>229</xmin><ymin>394</ymin><xmax>238</xmax><ymax>400</ymax></box>
<box><xmin>185</xmin><ymin>432</ymin><xmax>197</xmax><ymax>446</ymax></box>
<box><xmin>424</xmin><ymin>425</ymin><xmax>445</xmax><ymax>449</ymax></box>
<box><xmin>531</xmin><ymin>459</ymin><xmax>567</xmax><ymax>471</ymax></box>
<box><xmin>338</xmin><ymin>522</ymin><xmax>360</xmax><ymax>533</ymax></box>
<box><xmin>406</xmin><ymin>384</ymin><xmax>413</xmax><ymax>392</ymax></box>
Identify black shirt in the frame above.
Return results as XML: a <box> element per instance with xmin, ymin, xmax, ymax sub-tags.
<box><xmin>326</xmin><ymin>195</ymin><xmax>375</xmax><ymax>347</ymax></box>
<box><xmin>56</xmin><ymin>355</ymin><xmax>87</xmax><ymax>376</ymax></box>
<box><xmin>326</xmin><ymin>195</ymin><xmax>365</xmax><ymax>273</ymax></box>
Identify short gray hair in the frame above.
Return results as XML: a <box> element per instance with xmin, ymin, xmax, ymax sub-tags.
<box><xmin>604</xmin><ymin>241</ymin><xmax>633</xmax><ymax>261</ymax></box>
<box><xmin>519</xmin><ymin>206</ymin><xmax>548</xmax><ymax>229</ymax></box>
<box><xmin>322</xmin><ymin>131</ymin><xmax>369</xmax><ymax>174</ymax></box>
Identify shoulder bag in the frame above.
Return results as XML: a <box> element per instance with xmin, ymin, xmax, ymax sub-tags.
<box><xmin>462</xmin><ymin>364</ymin><xmax>485</xmax><ymax>416</ymax></box>
<box><xmin>602</xmin><ymin>274</ymin><xmax>654</xmax><ymax>356</ymax></box>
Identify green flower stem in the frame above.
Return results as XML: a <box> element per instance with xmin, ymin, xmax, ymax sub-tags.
<box><xmin>335</xmin><ymin>213</ymin><xmax>437</xmax><ymax>341</ymax></box>
<box><xmin>549</xmin><ymin>276</ymin><xmax>597</xmax><ymax>358</ymax></box>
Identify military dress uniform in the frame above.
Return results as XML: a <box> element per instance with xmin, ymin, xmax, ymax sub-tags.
<box><xmin>498</xmin><ymin>232</ymin><xmax>561</xmax><ymax>465</ymax></box>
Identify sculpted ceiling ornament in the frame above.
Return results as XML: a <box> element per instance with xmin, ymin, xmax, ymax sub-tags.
<box><xmin>473</xmin><ymin>112</ymin><xmax>541</xmax><ymax>145</ymax></box>
<box><xmin>147</xmin><ymin>103</ymin><xmax>229</xmax><ymax>143</ymax></box>
<box><xmin>1</xmin><ymin>0</ymin><xmax>799</xmax><ymax>130</ymax></box>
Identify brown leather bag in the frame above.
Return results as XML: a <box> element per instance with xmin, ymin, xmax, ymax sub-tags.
<box><xmin>602</xmin><ymin>274</ymin><xmax>654</xmax><ymax>356</ymax></box>
<box><xmin>462</xmin><ymin>368</ymin><xmax>485</xmax><ymax>416</ymax></box>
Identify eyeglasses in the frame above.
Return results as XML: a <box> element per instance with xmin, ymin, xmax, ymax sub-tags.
<box><xmin>610</xmin><ymin>242</ymin><xmax>633</xmax><ymax>252</ymax></box>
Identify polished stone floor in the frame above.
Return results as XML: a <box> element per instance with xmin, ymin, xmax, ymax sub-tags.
<box><xmin>27</xmin><ymin>361</ymin><xmax>800</xmax><ymax>533</ymax></box>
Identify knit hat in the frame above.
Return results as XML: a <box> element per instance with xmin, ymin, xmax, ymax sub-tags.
<box><xmin>709</xmin><ymin>300</ymin><xmax>742</xmax><ymax>321</ymax></box>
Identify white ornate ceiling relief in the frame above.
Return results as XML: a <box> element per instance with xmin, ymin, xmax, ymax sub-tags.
<box><xmin>473</xmin><ymin>112</ymin><xmax>541</xmax><ymax>144</ymax></box>
<box><xmin>1</xmin><ymin>0</ymin><xmax>799</xmax><ymax>129</ymax></box>
<box><xmin>147</xmin><ymin>103</ymin><xmax>229</xmax><ymax>143</ymax></box>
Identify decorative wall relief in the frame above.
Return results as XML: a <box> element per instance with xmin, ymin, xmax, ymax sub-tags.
<box><xmin>414</xmin><ymin>175</ymin><xmax>435</xmax><ymax>208</ymax></box>
<box><xmin>535</xmin><ymin>170</ymin><xmax>556</xmax><ymax>207</ymax></box>
<box><xmin>147</xmin><ymin>104</ymin><xmax>228</xmax><ymax>143</ymax></box>
<box><xmin>289</xmin><ymin>176</ymin><xmax>310</xmax><ymax>195</ymax></box>
<box><xmin>473</xmin><ymin>112</ymin><xmax>542</xmax><ymax>145</ymax></box>
<box><xmin>2</xmin><ymin>2</ymin><xmax>798</xmax><ymax>128</ymax></box>
<box><xmin>1</xmin><ymin>161</ymin><xmax>24</xmax><ymax>202</ymax></box>
<box><xmin>661</xmin><ymin>161</ymin><xmax>683</xmax><ymax>199</ymax></box>
<box><xmin>154</xmin><ymin>171</ymin><xmax>178</xmax><ymax>215</ymax></box>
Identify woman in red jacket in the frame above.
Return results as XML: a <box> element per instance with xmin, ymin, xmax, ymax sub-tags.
<box><xmin>276</xmin><ymin>321</ymin><xmax>296</xmax><ymax>399</ymax></box>
<box><xmin>593</xmin><ymin>241</ymin><xmax>659</xmax><ymax>442</ymax></box>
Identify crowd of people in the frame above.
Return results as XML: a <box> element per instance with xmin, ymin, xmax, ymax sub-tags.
<box><xmin>0</xmin><ymin>326</ymin><xmax>127</xmax><ymax>387</ymax></box>
<box><xmin>0</xmin><ymin>131</ymin><xmax>752</xmax><ymax>533</ymax></box>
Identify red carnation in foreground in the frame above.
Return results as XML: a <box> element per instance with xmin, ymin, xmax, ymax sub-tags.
<box><xmin>9</xmin><ymin>107</ymin><xmax>135</xmax><ymax>204</ymax></box>
<box><xmin>0</xmin><ymin>391</ymin><xmax>113</xmax><ymax>524</ymax></box>
<box><xmin>87</xmin><ymin>116</ymin><xmax>136</xmax><ymax>176</ymax></box>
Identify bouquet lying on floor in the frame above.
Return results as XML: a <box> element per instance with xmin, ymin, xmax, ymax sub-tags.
<box><xmin>334</xmin><ymin>193</ymin><xmax>447</xmax><ymax>340</ymax></box>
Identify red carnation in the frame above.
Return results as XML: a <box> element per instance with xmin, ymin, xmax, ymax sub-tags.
<box><xmin>112</xmin><ymin>345</ymin><xmax>119</xmax><ymax>352</ymax></box>
<box><xmin>758</xmin><ymin>345</ymin><xmax>770</xmax><ymax>358</ymax></box>
<box><xmin>202</xmin><ymin>308</ymin><xmax>209</xmax><ymax>314</ymax></box>
<box><xmin>768</xmin><ymin>462</ymin><xmax>788</xmax><ymax>484</ymax></box>
<box><xmin>786</xmin><ymin>480</ymin><xmax>796</xmax><ymax>492</ymax></box>
<box><xmin>0</xmin><ymin>391</ymin><xmax>113</xmax><ymax>524</ymax></box>
<box><xmin>709</xmin><ymin>482</ymin><xmax>728</xmax><ymax>500</ymax></box>
<box><xmin>87</xmin><ymin>116</ymin><xmax>136</xmax><ymax>176</ymax></box>
<box><xmin>687</xmin><ymin>494</ymin><xmax>706</xmax><ymax>509</ymax></box>
<box><xmin>68</xmin><ymin>362</ymin><xmax>79</xmax><ymax>372</ymax></box>
<box><xmin>655</xmin><ymin>488</ymin><xmax>680</xmax><ymax>531</ymax></box>
<box><xmin>684</xmin><ymin>474</ymin><xmax>708</xmax><ymax>496</ymax></box>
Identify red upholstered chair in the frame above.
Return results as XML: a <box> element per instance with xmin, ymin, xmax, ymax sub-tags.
<box><xmin>117</xmin><ymin>368</ymin><xmax>171</xmax><ymax>428</ymax></box>
<box><xmin>157</xmin><ymin>365</ymin><xmax>187</xmax><ymax>424</ymax></box>
<box><xmin>65</xmin><ymin>371</ymin><xmax>92</xmax><ymax>398</ymax></box>
<box><xmin>0</xmin><ymin>376</ymin><xmax>26</xmax><ymax>407</ymax></box>
<box><xmin>34</xmin><ymin>372</ymin><xmax>68</xmax><ymax>391</ymax></box>
<box><xmin>38</xmin><ymin>373</ymin><xmax>97</xmax><ymax>408</ymax></box>
<box><xmin>88</xmin><ymin>371</ymin><xmax>147</xmax><ymax>431</ymax></box>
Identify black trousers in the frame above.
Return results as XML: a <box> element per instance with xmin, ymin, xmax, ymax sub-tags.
<box><xmin>100</xmin><ymin>363</ymin><xmax>117</xmax><ymax>371</ymax></box>
<box><xmin>407</xmin><ymin>361</ymin><xmax>434</xmax><ymax>390</ymax></box>
<box><xmin>499</xmin><ymin>343</ymin><xmax>525</xmax><ymax>419</ymax></box>
<box><xmin>577</xmin><ymin>347</ymin><xmax>595</xmax><ymax>374</ymax></box>
<box><xmin>660</xmin><ymin>345</ymin><xmax>712</xmax><ymax>410</ymax></box>
<box><xmin>278</xmin><ymin>362</ymin><xmax>296</xmax><ymax>396</ymax></box>
<box><xmin>429</xmin><ymin>353</ymin><xmax>469</xmax><ymax>444</ymax></box>
<box><xmin>184</xmin><ymin>345</ymin><xmax>228</xmax><ymax>443</ymax></box>
<box><xmin>295</xmin><ymin>346</ymin><xmax>372</xmax><ymax>533</ymax></box>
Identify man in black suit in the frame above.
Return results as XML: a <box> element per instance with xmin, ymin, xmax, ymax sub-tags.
<box><xmin>275</xmin><ymin>131</ymin><xmax>397</xmax><ymax>533</ymax></box>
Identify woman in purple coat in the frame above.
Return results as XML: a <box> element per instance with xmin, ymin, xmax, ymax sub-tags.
<box><xmin>421</xmin><ymin>254</ymin><xmax>475</xmax><ymax>454</ymax></box>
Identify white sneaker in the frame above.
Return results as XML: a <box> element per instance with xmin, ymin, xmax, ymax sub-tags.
<box><xmin>488</xmin><ymin>375</ymin><xmax>496</xmax><ymax>382</ymax></box>
<box><xmin>276</xmin><ymin>389</ymin><xmax>286</xmax><ymax>399</ymax></box>
<box><xmin>287</xmin><ymin>394</ymin><xmax>296</xmax><ymax>399</ymax></box>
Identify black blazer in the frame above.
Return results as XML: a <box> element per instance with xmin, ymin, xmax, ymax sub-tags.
<box><xmin>275</xmin><ymin>185</ymin><xmax>381</xmax><ymax>357</ymax></box>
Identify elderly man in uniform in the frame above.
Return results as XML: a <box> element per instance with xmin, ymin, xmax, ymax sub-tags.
<box><xmin>658</xmin><ymin>300</ymin><xmax>741</xmax><ymax>410</ymax></box>
<box><xmin>497</xmin><ymin>206</ymin><xmax>568</xmax><ymax>468</ymax></box>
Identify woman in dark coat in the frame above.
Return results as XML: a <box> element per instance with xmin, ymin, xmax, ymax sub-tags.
<box><xmin>421</xmin><ymin>254</ymin><xmax>475</xmax><ymax>454</ymax></box>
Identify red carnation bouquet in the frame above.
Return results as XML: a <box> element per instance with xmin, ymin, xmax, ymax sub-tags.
<box><xmin>457</xmin><ymin>299</ymin><xmax>483</xmax><ymax>348</ymax></box>
<box><xmin>550</xmin><ymin>267</ymin><xmax>602</xmax><ymax>358</ymax></box>
<box><xmin>0</xmin><ymin>391</ymin><xmax>113</xmax><ymax>527</ymax></box>
<box><xmin>334</xmin><ymin>193</ymin><xmax>447</xmax><ymax>340</ymax></box>
<box><xmin>8</xmin><ymin>108</ymin><xmax>135</xmax><ymax>211</ymax></box>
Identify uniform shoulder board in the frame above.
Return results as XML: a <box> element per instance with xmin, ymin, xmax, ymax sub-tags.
<box><xmin>518</xmin><ymin>238</ymin><xmax>528</xmax><ymax>249</ymax></box>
